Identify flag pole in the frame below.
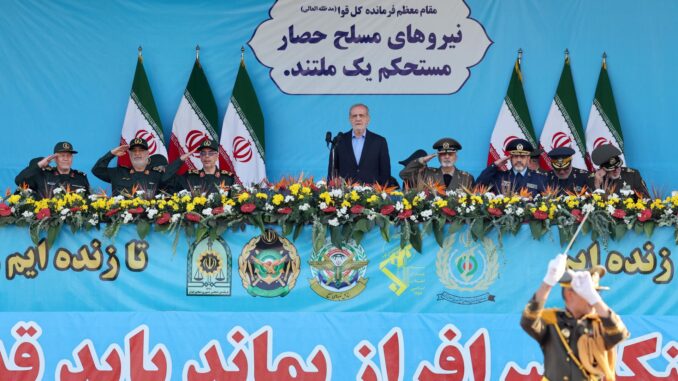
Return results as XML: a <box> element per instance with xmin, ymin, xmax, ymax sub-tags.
<box><xmin>517</xmin><ymin>48</ymin><xmax>522</xmax><ymax>65</ymax></box>
<box><xmin>240</xmin><ymin>46</ymin><xmax>245</xmax><ymax>66</ymax></box>
<box><xmin>602</xmin><ymin>52</ymin><xmax>607</xmax><ymax>70</ymax></box>
<box><xmin>564</xmin><ymin>48</ymin><xmax>569</xmax><ymax>63</ymax></box>
<box><xmin>138</xmin><ymin>46</ymin><xmax>143</xmax><ymax>62</ymax></box>
<box><xmin>195</xmin><ymin>44</ymin><xmax>200</xmax><ymax>61</ymax></box>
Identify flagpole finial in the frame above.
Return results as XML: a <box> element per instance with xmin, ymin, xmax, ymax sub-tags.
<box><xmin>602</xmin><ymin>52</ymin><xmax>607</xmax><ymax>69</ymax></box>
<box><xmin>517</xmin><ymin>48</ymin><xmax>523</xmax><ymax>64</ymax></box>
<box><xmin>564</xmin><ymin>48</ymin><xmax>569</xmax><ymax>58</ymax></box>
<box><xmin>241</xmin><ymin>46</ymin><xmax>245</xmax><ymax>62</ymax></box>
<box><xmin>138</xmin><ymin>46</ymin><xmax>142</xmax><ymax>57</ymax></box>
<box><xmin>196</xmin><ymin>45</ymin><xmax>200</xmax><ymax>60</ymax></box>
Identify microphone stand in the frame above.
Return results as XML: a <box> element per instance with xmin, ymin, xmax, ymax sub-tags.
<box><xmin>328</xmin><ymin>132</ymin><xmax>343</xmax><ymax>181</ymax></box>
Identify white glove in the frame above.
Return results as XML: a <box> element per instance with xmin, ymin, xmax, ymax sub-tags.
<box><xmin>571</xmin><ymin>271</ymin><xmax>602</xmax><ymax>306</ymax></box>
<box><xmin>543</xmin><ymin>253</ymin><xmax>567</xmax><ymax>286</ymax></box>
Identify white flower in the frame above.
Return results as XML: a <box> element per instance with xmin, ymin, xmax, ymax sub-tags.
<box><xmin>468</xmin><ymin>205</ymin><xmax>476</xmax><ymax>212</ymax></box>
<box><xmin>381</xmin><ymin>192</ymin><xmax>388</xmax><ymax>200</ymax></box>
<box><xmin>60</xmin><ymin>208</ymin><xmax>70</xmax><ymax>215</ymax></box>
<box><xmin>178</xmin><ymin>189</ymin><xmax>190</xmax><ymax>197</ymax></box>
<box><xmin>367</xmin><ymin>213</ymin><xmax>376</xmax><ymax>221</ymax></box>
<box><xmin>421</xmin><ymin>209</ymin><xmax>433</xmax><ymax>218</ymax></box>
<box><xmin>223</xmin><ymin>205</ymin><xmax>233</xmax><ymax>214</ymax></box>
<box><xmin>22</xmin><ymin>211</ymin><xmax>34</xmax><ymax>218</ymax></box>
<box><xmin>593</xmin><ymin>189</ymin><xmax>606</xmax><ymax>194</ymax></box>
<box><xmin>171</xmin><ymin>213</ymin><xmax>181</xmax><ymax>223</ymax></box>
<box><xmin>299</xmin><ymin>203</ymin><xmax>310</xmax><ymax>211</ymax></box>
<box><xmin>135</xmin><ymin>190</ymin><xmax>146</xmax><ymax>196</ymax></box>
<box><xmin>60</xmin><ymin>215</ymin><xmax>67</xmax><ymax>221</ymax></box>
<box><xmin>505</xmin><ymin>207</ymin><xmax>514</xmax><ymax>215</ymax></box>
<box><xmin>201</xmin><ymin>208</ymin><xmax>212</xmax><ymax>216</ymax></box>
<box><xmin>264</xmin><ymin>204</ymin><xmax>274</xmax><ymax>212</ymax></box>
<box><xmin>88</xmin><ymin>218</ymin><xmax>98</xmax><ymax>226</ymax></box>
<box><xmin>147</xmin><ymin>208</ymin><xmax>158</xmax><ymax>219</ymax></box>
<box><xmin>337</xmin><ymin>207</ymin><xmax>347</xmax><ymax>217</ymax></box>
<box><xmin>207</xmin><ymin>194</ymin><xmax>216</xmax><ymax>202</ymax></box>
<box><xmin>114</xmin><ymin>195</ymin><xmax>125</xmax><ymax>202</ymax></box>
<box><xmin>315</xmin><ymin>180</ymin><xmax>326</xmax><ymax>187</ymax></box>
<box><xmin>53</xmin><ymin>187</ymin><xmax>63</xmax><ymax>194</ymax></box>
<box><xmin>418</xmin><ymin>191</ymin><xmax>427</xmax><ymax>200</ymax></box>
<box><xmin>395</xmin><ymin>201</ymin><xmax>403</xmax><ymax>211</ymax></box>
<box><xmin>76</xmin><ymin>188</ymin><xmax>86</xmax><ymax>194</ymax></box>
<box><xmin>122</xmin><ymin>212</ymin><xmax>133</xmax><ymax>224</ymax></box>
<box><xmin>319</xmin><ymin>202</ymin><xmax>328</xmax><ymax>210</ymax></box>
<box><xmin>606</xmin><ymin>205</ymin><xmax>616</xmax><ymax>214</ymax></box>
<box><xmin>516</xmin><ymin>207</ymin><xmax>525</xmax><ymax>216</ymax></box>
<box><xmin>330</xmin><ymin>189</ymin><xmax>343</xmax><ymax>198</ymax></box>
<box><xmin>409</xmin><ymin>215</ymin><xmax>417</xmax><ymax>221</ymax></box>
<box><xmin>582</xmin><ymin>204</ymin><xmax>595</xmax><ymax>214</ymax></box>
<box><xmin>284</xmin><ymin>195</ymin><xmax>295</xmax><ymax>203</ymax></box>
<box><xmin>328</xmin><ymin>218</ymin><xmax>340</xmax><ymax>226</ymax></box>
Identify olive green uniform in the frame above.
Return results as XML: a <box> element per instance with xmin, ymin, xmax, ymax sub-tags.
<box><xmin>399</xmin><ymin>159</ymin><xmax>474</xmax><ymax>190</ymax></box>
<box><xmin>586</xmin><ymin>168</ymin><xmax>649</xmax><ymax>198</ymax></box>
<box><xmin>15</xmin><ymin>157</ymin><xmax>90</xmax><ymax>199</ymax></box>
<box><xmin>92</xmin><ymin>152</ymin><xmax>181</xmax><ymax>196</ymax></box>
<box><xmin>175</xmin><ymin>169</ymin><xmax>235</xmax><ymax>194</ymax></box>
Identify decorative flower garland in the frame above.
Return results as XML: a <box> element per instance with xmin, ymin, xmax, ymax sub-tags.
<box><xmin>2</xmin><ymin>179</ymin><xmax>677</xmax><ymax>253</ymax></box>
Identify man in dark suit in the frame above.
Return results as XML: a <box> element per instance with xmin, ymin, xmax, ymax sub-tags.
<box><xmin>328</xmin><ymin>104</ymin><xmax>391</xmax><ymax>185</ymax></box>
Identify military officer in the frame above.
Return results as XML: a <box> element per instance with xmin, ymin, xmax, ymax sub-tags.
<box><xmin>587</xmin><ymin>144</ymin><xmax>649</xmax><ymax>198</ymax></box>
<box><xmin>521</xmin><ymin>254</ymin><xmax>629</xmax><ymax>381</ymax></box>
<box><xmin>399</xmin><ymin>138</ymin><xmax>474</xmax><ymax>190</ymax></box>
<box><xmin>92</xmin><ymin>138</ymin><xmax>190</xmax><ymax>196</ymax></box>
<box><xmin>15</xmin><ymin>141</ymin><xmax>90</xmax><ymax>199</ymax></box>
<box><xmin>476</xmin><ymin>139</ymin><xmax>547</xmax><ymax>196</ymax></box>
<box><xmin>546</xmin><ymin>147</ymin><xmax>589</xmax><ymax>194</ymax></box>
<box><xmin>175</xmin><ymin>140</ymin><xmax>235</xmax><ymax>194</ymax></box>
<box><xmin>528</xmin><ymin>148</ymin><xmax>546</xmax><ymax>174</ymax></box>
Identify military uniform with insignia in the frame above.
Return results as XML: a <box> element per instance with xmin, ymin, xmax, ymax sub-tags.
<box><xmin>92</xmin><ymin>138</ymin><xmax>182</xmax><ymax>196</ymax></box>
<box><xmin>173</xmin><ymin>139</ymin><xmax>235</xmax><ymax>194</ymax></box>
<box><xmin>546</xmin><ymin>147</ymin><xmax>589</xmax><ymax>194</ymax></box>
<box><xmin>587</xmin><ymin>144</ymin><xmax>649</xmax><ymax>198</ymax></box>
<box><xmin>476</xmin><ymin>139</ymin><xmax>547</xmax><ymax>196</ymax></box>
<box><xmin>521</xmin><ymin>266</ymin><xmax>629</xmax><ymax>381</ymax></box>
<box><xmin>15</xmin><ymin>141</ymin><xmax>90</xmax><ymax>199</ymax></box>
<box><xmin>399</xmin><ymin>138</ymin><xmax>474</xmax><ymax>190</ymax></box>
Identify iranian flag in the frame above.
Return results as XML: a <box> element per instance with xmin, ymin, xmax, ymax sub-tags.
<box><xmin>487</xmin><ymin>57</ymin><xmax>538</xmax><ymax>171</ymax></box>
<box><xmin>539</xmin><ymin>54</ymin><xmax>593</xmax><ymax>171</ymax></box>
<box><xmin>219</xmin><ymin>59</ymin><xmax>266</xmax><ymax>185</ymax></box>
<box><xmin>119</xmin><ymin>53</ymin><xmax>167</xmax><ymax>167</ymax></box>
<box><xmin>169</xmin><ymin>57</ymin><xmax>219</xmax><ymax>174</ymax></box>
<box><xmin>585</xmin><ymin>56</ymin><xmax>625</xmax><ymax>167</ymax></box>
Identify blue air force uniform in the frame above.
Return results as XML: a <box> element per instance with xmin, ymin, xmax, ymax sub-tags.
<box><xmin>476</xmin><ymin>139</ymin><xmax>547</xmax><ymax>196</ymax></box>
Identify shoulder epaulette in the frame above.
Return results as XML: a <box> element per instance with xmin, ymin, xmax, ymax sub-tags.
<box><xmin>152</xmin><ymin>166</ymin><xmax>166</xmax><ymax>173</ymax></box>
<box><xmin>541</xmin><ymin>308</ymin><xmax>559</xmax><ymax>325</ymax></box>
<box><xmin>188</xmin><ymin>169</ymin><xmax>200</xmax><ymax>175</ymax></box>
<box><xmin>43</xmin><ymin>166</ymin><xmax>54</xmax><ymax>172</ymax></box>
<box><xmin>219</xmin><ymin>170</ymin><xmax>233</xmax><ymax>176</ymax></box>
<box><xmin>73</xmin><ymin>169</ymin><xmax>86</xmax><ymax>176</ymax></box>
<box><xmin>623</xmin><ymin>168</ymin><xmax>636</xmax><ymax>173</ymax></box>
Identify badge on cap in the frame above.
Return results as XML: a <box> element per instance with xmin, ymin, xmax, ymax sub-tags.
<box><xmin>443</xmin><ymin>142</ymin><xmax>450</xmax><ymax>149</ymax></box>
<box><xmin>517</xmin><ymin>143</ymin><xmax>524</xmax><ymax>151</ymax></box>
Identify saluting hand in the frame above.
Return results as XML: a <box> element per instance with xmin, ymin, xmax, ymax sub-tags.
<box><xmin>180</xmin><ymin>146</ymin><xmax>199</xmax><ymax>161</ymax></box>
<box><xmin>110</xmin><ymin>145</ymin><xmax>130</xmax><ymax>157</ymax></box>
<box><xmin>594</xmin><ymin>168</ymin><xmax>606</xmax><ymax>189</ymax></box>
<box><xmin>419</xmin><ymin>153</ymin><xmax>437</xmax><ymax>165</ymax></box>
<box><xmin>493</xmin><ymin>156</ymin><xmax>510</xmax><ymax>169</ymax></box>
<box><xmin>37</xmin><ymin>154</ymin><xmax>57</xmax><ymax>169</ymax></box>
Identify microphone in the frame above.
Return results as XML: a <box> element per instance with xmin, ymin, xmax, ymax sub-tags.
<box><xmin>325</xmin><ymin>131</ymin><xmax>332</xmax><ymax>148</ymax></box>
<box><xmin>332</xmin><ymin>132</ymin><xmax>344</xmax><ymax>145</ymax></box>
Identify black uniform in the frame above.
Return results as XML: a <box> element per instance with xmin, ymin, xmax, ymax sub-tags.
<box><xmin>586</xmin><ymin>168</ymin><xmax>649</xmax><ymax>198</ymax></box>
<box><xmin>547</xmin><ymin>168</ymin><xmax>589</xmax><ymax>194</ymax></box>
<box><xmin>175</xmin><ymin>169</ymin><xmax>235</xmax><ymax>194</ymax></box>
<box><xmin>15</xmin><ymin>157</ymin><xmax>90</xmax><ymax>199</ymax></box>
<box><xmin>92</xmin><ymin>152</ymin><xmax>181</xmax><ymax>196</ymax></box>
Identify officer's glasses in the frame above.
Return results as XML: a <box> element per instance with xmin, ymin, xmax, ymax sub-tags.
<box><xmin>199</xmin><ymin>151</ymin><xmax>218</xmax><ymax>157</ymax></box>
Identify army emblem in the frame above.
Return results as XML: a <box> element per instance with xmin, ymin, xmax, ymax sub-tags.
<box><xmin>435</xmin><ymin>232</ymin><xmax>499</xmax><ymax>304</ymax></box>
<box><xmin>187</xmin><ymin>237</ymin><xmax>232</xmax><ymax>296</ymax></box>
<box><xmin>516</xmin><ymin>143</ymin><xmax>524</xmax><ymax>151</ymax></box>
<box><xmin>239</xmin><ymin>229</ymin><xmax>300</xmax><ymax>297</ymax></box>
<box><xmin>309</xmin><ymin>240</ymin><xmax>368</xmax><ymax>301</ymax></box>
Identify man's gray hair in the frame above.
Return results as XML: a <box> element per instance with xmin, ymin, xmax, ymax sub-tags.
<box><xmin>348</xmin><ymin>103</ymin><xmax>370</xmax><ymax>116</ymax></box>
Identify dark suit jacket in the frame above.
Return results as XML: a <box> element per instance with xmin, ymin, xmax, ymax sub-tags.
<box><xmin>328</xmin><ymin>130</ymin><xmax>391</xmax><ymax>185</ymax></box>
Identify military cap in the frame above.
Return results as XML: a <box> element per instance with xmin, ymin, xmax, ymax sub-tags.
<box><xmin>433</xmin><ymin>138</ymin><xmax>462</xmax><ymax>153</ymax></box>
<box><xmin>53</xmin><ymin>141</ymin><xmax>78</xmax><ymax>154</ymax></box>
<box><xmin>506</xmin><ymin>138</ymin><xmax>533</xmax><ymax>155</ymax></box>
<box><xmin>592</xmin><ymin>144</ymin><xmax>622</xmax><ymax>170</ymax></box>
<box><xmin>398</xmin><ymin>149</ymin><xmax>427</xmax><ymax>166</ymax></box>
<box><xmin>129</xmin><ymin>137</ymin><xmax>149</xmax><ymax>150</ymax></box>
<box><xmin>548</xmin><ymin>147</ymin><xmax>575</xmax><ymax>169</ymax></box>
<box><xmin>530</xmin><ymin>148</ymin><xmax>543</xmax><ymax>159</ymax></box>
<box><xmin>199</xmin><ymin>139</ymin><xmax>219</xmax><ymax>151</ymax></box>
<box><xmin>559</xmin><ymin>265</ymin><xmax>609</xmax><ymax>290</ymax></box>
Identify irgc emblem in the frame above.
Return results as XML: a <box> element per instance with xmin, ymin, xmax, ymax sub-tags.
<box><xmin>436</xmin><ymin>232</ymin><xmax>499</xmax><ymax>304</ymax></box>
<box><xmin>309</xmin><ymin>240</ymin><xmax>368</xmax><ymax>301</ymax></box>
<box><xmin>187</xmin><ymin>237</ymin><xmax>232</xmax><ymax>296</ymax></box>
<box><xmin>238</xmin><ymin>229</ymin><xmax>300</xmax><ymax>297</ymax></box>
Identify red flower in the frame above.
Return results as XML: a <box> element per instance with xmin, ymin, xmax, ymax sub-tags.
<box><xmin>185</xmin><ymin>212</ymin><xmax>201</xmax><ymax>222</ymax></box>
<box><xmin>0</xmin><ymin>203</ymin><xmax>12</xmax><ymax>217</ymax></box>
<box><xmin>69</xmin><ymin>206</ymin><xmax>81</xmax><ymax>213</ymax></box>
<box><xmin>488</xmin><ymin>207</ymin><xmax>503</xmax><ymax>217</ymax></box>
<box><xmin>637</xmin><ymin>209</ymin><xmax>652</xmax><ymax>222</ymax></box>
<box><xmin>612</xmin><ymin>209</ymin><xmax>626</xmax><ymax>219</ymax></box>
<box><xmin>380</xmin><ymin>204</ymin><xmax>395</xmax><ymax>215</ymax></box>
<box><xmin>571</xmin><ymin>209</ymin><xmax>584</xmax><ymax>223</ymax></box>
<box><xmin>533</xmin><ymin>210</ymin><xmax>548</xmax><ymax>220</ymax></box>
<box><xmin>322</xmin><ymin>206</ymin><xmax>337</xmax><ymax>213</ymax></box>
<box><xmin>127</xmin><ymin>207</ymin><xmax>144</xmax><ymax>215</ymax></box>
<box><xmin>240</xmin><ymin>203</ymin><xmax>256</xmax><ymax>213</ymax></box>
<box><xmin>105</xmin><ymin>208</ymin><xmax>120</xmax><ymax>217</ymax></box>
<box><xmin>350</xmin><ymin>205</ymin><xmax>365</xmax><ymax>214</ymax></box>
<box><xmin>156</xmin><ymin>212</ymin><xmax>171</xmax><ymax>225</ymax></box>
<box><xmin>36</xmin><ymin>208</ymin><xmax>51</xmax><ymax>220</ymax></box>
<box><xmin>278</xmin><ymin>207</ymin><xmax>292</xmax><ymax>215</ymax></box>
<box><xmin>212</xmin><ymin>206</ymin><xmax>224</xmax><ymax>215</ymax></box>
<box><xmin>441</xmin><ymin>207</ymin><xmax>457</xmax><ymax>217</ymax></box>
<box><xmin>397</xmin><ymin>209</ymin><xmax>413</xmax><ymax>220</ymax></box>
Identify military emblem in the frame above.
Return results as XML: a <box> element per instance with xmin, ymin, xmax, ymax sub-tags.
<box><xmin>517</xmin><ymin>143</ymin><xmax>524</xmax><ymax>151</ymax></box>
<box><xmin>309</xmin><ymin>240</ymin><xmax>368</xmax><ymax>301</ymax></box>
<box><xmin>435</xmin><ymin>232</ymin><xmax>499</xmax><ymax>304</ymax></box>
<box><xmin>239</xmin><ymin>229</ymin><xmax>300</xmax><ymax>297</ymax></box>
<box><xmin>187</xmin><ymin>237</ymin><xmax>232</xmax><ymax>296</ymax></box>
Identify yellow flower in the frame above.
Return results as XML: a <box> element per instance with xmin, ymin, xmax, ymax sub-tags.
<box><xmin>289</xmin><ymin>184</ymin><xmax>301</xmax><ymax>195</ymax></box>
<box><xmin>186</xmin><ymin>203</ymin><xmax>195</xmax><ymax>212</ymax></box>
<box><xmin>194</xmin><ymin>196</ymin><xmax>207</xmax><ymax>206</ymax></box>
<box><xmin>433</xmin><ymin>199</ymin><xmax>448</xmax><ymax>208</ymax></box>
<box><xmin>7</xmin><ymin>195</ymin><xmax>21</xmax><ymax>204</ymax></box>
<box><xmin>403</xmin><ymin>198</ymin><xmax>412</xmax><ymax>210</ymax></box>
<box><xmin>471</xmin><ymin>195</ymin><xmax>484</xmax><ymax>205</ymax></box>
<box><xmin>237</xmin><ymin>193</ymin><xmax>250</xmax><ymax>203</ymax></box>
<box><xmin>272</xmin><ymin>194</ymin><xmax>284</xmax><ymax>206</ymax></box>
<box><xmin>350</xmin><ymin>190</ymin><xmax>360</xmax><ymax>201</ymax></box>
<box><xmin>319</xmin><ymin>192</ymin><xmax>332</xmax><ymax>204</ymax></box>
<box><xmin>341</xmin><ymin>200</ymin><xmax>351</xmax><ymax>208</ymax></box>
<box><xmin>391</xmin><ymin>191</ymin><xmax>404</xmax><ymax>197</ymax></box>
<box><xmin>366</xmin><ymin>195</ymin><xmax>379</xmax><ymax>203</ymax></box>
<box><xmin>181</xmin><ymin>195</ymin><xmax>191</xmax><ymax>203</ymax></box>
<box><xmin>650</xmin><ymin>199</ymin><xmax>665</xmax><ymax>210</ymax></box>
<box><xmin>255</xmin><ymin>193</ymin><xmax>268</xmax><ymax>200</ymax></box>
<box><xmin>301</xmin><ymin>186</ymin><xmax>312</xmax><ymax>195</ymax></box>
<box><xmin>538</xmin><ymin>204</ymin><xmax>548</xmax><ymax>212</ymax></box>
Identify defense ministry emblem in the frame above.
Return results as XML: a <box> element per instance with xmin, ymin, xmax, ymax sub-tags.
<box><xmin>187</xmin><ymin>237</ymin><xmax>232</xmax><ymax>296</ymax></box>
<box><xmin>238</xmin><ymin>229</ymin><xmax>300</xmax><ymax>297</ymax></box>
<box><xmin>309</xmin><ymin>240</ymin><xmax>368</xmax><ymax>301</ymax></box>
<box><xmin>435</xmin><ymin>232</ymin><xmax>499</xmax><ymax>304</ymax></box>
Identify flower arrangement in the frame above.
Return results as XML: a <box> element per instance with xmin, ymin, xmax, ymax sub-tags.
<box><xmin>2</xmin><ymin>180</ymin><xmax>677</xmax><ymax>252</ymax></box>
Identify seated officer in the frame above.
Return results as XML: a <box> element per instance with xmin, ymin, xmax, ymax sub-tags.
<box><xmin>476</xmin><ymin>139</ymin><xmax>547</xmax><ymax>196</ymax></box>
<box><xmin>528</xmin><ymin>148</ymin><xmax>546</xmax><ymax>174</ymax></box>
<box><xmin>546</xmin><ymin>147</ymin><xmax>588</xmax><ymax>194</ymax></box>
<box><xmin>587</xmin><ymin>144</ymin><xmax>649</xmax><ymax>198</ymax></box>
<box><xmin>92</xmin><ymin>138</ymin><xmax>190</xmax><ymax>196</ymax></box>
<box><xmin>15</xmin><ymin>141</ymin><xmax>89</xmax><ymax>199</ymax></box>
<box><xmin>399</xmin><ymin>138</ymin><xmax>474</xmax><ymax>190</ymax></box>
<box><xmin>175</xmin><ymin>140</ymin><xmax>235</xmax><ymax>194</ymax></box>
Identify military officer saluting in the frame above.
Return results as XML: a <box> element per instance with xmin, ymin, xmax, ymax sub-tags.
<box><xmin>521</xmin><ymin>254</ymin><xmax>629</xmax><ymax>381</ymax></box>
<box><xmin>546</xmin><ymin>147</ymin><xmax>589</xmax><ymax>194</ymax></box>
<box><xmin>175</xmin><ymin>140</ymin><xmax>235</xmax><ymax>194</ymax></box>
<box><xmin>92</xmin><ymin>138</ymin><xmax>190</xmax><ymax>196</ymax></box>
<box><xmin>399</xmin><ymin>138</ymin><xmax>474</xmax><ymax>190</ymax></box>
<box><xmin>587</xmin><ymin>144</ymin><xmax>649</xmax><ymax>198</ymax></box>
<box><xmin>476</xmin><ymin>138</ymin><xmax>547</xmax><ymax>196</ymax></box>
<box><xmin>15</xmin><ymin>141</ymin><xmax>90</xmax><ymax>199</ymax></box>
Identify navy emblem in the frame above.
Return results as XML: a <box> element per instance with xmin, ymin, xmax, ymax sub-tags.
<box><xmin>187</xmin><ymin>237</ymin><xmax>232</xmax><ymax>296</ymax></box>
<box><xmin>309</xmin><ymin>240</ymin><xmax>368</xmax><ymax>301</ymax></box>
<box><xmin>238</xmin><ymin>229</ymin><xmax>300</xmax><ymax>297</ymax></box>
